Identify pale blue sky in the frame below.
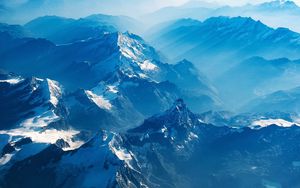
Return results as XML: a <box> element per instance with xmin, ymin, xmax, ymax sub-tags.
<box><xmin>2</xmin><ymin>0</ymin><xmax>300</xmax><ymax>24</ymax></box>
<box><xmin>4</xmin><ymin>0</ymin><xmax>300</xmax><ymax>8</ymax></box>
<box><xmin>163</xmin><ymin>0</ymin><xmax>300</xmax><ymax>6</ymax></box>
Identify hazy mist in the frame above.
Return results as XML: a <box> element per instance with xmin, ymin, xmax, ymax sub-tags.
<box><xmin>1</xmin><ymin>0</ymin><xmax>300</xmax><ymax>24</ymax></box>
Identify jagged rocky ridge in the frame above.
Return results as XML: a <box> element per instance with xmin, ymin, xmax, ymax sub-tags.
<box><xmin>1</xmin><ymin>99</ymin><xmax>300</xmax><ymax>188</ymax></box>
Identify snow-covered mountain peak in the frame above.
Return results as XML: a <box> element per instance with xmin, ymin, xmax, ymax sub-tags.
<box><xmin>0</xmin><ymin>73</ymin><xmax>67</xmax><ymax>132</ymax></box>
<box><xmin>125</xmin><ymin>99</ymin><xmax>203</xmax><ymax>161</ymax></box>
<box><xmin>116</xmin><ymin>32</ymin><xmax>160</xmax><ymax>76</ymax></box>
<box><xmin>89</xmin><ymin>31</ymin><xmax>162</xmax><ymax>83</ymax></box>
<box><xmin>24</xmin><ymin>76</ymin><xmax>63</xmax><ymax>108</ymax></box>
<box><xmin>130</xmin><ymin>99</ymin><xmax>200</xmax><ymax>144</ymax></box>
<box><xmin>0</xmin><ymin>73</ymin><xmax>64</xmax><ymax>114</ymax></box>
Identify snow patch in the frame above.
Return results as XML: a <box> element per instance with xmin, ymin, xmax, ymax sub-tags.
<box><xmin>118</xmin><ymin>33</ymin><xmax>142</xmax><ymax>62</ymax></box>
<box><xmin>188</xmin><ymin>132</ymin><xmax>199</xmax><ymax>140</ymax></box>
<box><xmin>251</xmin><ymin>119</ymin><xmax>300</xmax><ymax>128</ymax></box>
<box><xmin>85</xmin><ymin>90</ymin><xmax>112</xmax><ymax>110</ymax></box>
<box><xmin>92</xmin><ymin>83</ymin><xmax>119</xmax><ymax>101</ymax></box>
<box><xmin>198</xmin><ymin>119</ymin><xmax>205</xmax><ymax>123</ymax></box>
<box><xmin>0</xmin><ymin>78</ymin><xmax>24</xmax><ymax>84</ymax></box>
<box><xmin>109</xmin><ymin>136</ymin><xmax>134</xmax><ymax>169</ymax></box>
<box><xmin>177</xmin><ymin>145</ymin><xmax>184</xmax><ymax>149</ymax></box>
<box><xmin>46</xmin><ymin>79</ymin><xmax>62</xmax><ymax>107</ymax></box>
<box><xmin>111</xmin><ymin>147</ymin><xmax>132</xmax><ymax>161</ymax></box>
<box><xmin>0</xmin><ymin>128</ymin><xmax>83</xmax><ymax>151</ymax></box>
<box><xmin>138</xmin><ymin>73</ymin><xmax>148</xmax><ymax>79</ymax></box>
<box><xmin>139</xmin><ymin>60</ymin><xmax>158</xmax><ymax>71</ymax></box>
<box><xmin>0</xmin><ymin>154</ymin><xmax>14</xmax><ymax>165</ymax></box>
<box><xmin>107</xmin><ymin>85</ymin><xmax>118</xmax><ymax>94</ymax></box>
<box><xmin>161</xmin><ymin>126</ymin><xmax>167</xmax><ymax>133</ymax></box>
<box><xmin>20</xmin><ymin>109</ymin><xmax>60</xmax><ymax>128</ymax></box>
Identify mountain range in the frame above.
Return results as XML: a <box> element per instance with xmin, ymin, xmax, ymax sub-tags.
<box><xmin>145</xmin><ymin>0</ymin><xmax>300</xmax><ymax>33</ymax></box>
<box><xmin>216</xmin><ymin>56</ymin><xmax>300</xmax><ymax>109</ymax></box>
<box><xmin>145</xmin><ymin>15</ymin><xmax>300</xmax><ymax>110</ymax></box>
<box><xmin>1</xmin><ymin>6</ymin><xmax>300</xmax><ymax>188</ymax></box>
<box><xmin>147</xmin><ymin>16</ymin><xmax>300</xmax><ymax>78</ymax></box>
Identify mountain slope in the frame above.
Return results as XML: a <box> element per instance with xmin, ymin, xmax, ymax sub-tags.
<box><xmin>216</xmin><ymin>56</ymin><xmax>300</xmax><ymax>109</ymax></box>
<box><xmin>0</xmin><ymin>23</ymin><xmax>29</xmax><ymax>38</ymax></box>
<box><xmin>243</xmin><ymin>86</ymin><xmax>300</xmax><ymax>113</ymax></box>
<box><xmin>0</xmin><ymin>23</ymin><xmax>33</xmax><ymax>54</ymax></box>
<box><xmin>1</xmin><ymin>131</ymin><xmax>148</xmax><ymax>188</ymax></box>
